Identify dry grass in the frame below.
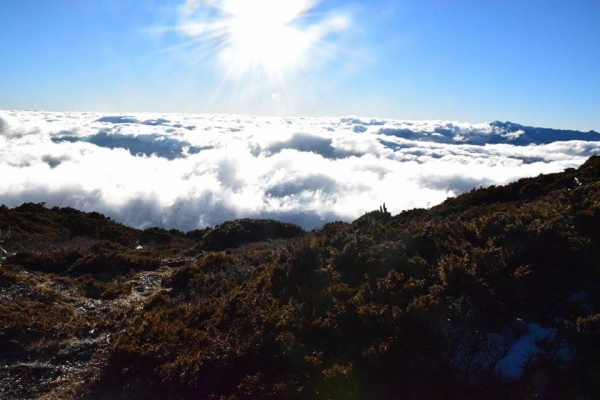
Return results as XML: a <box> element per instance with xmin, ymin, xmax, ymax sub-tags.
<box><xmin>1</xmin><ymin>156</ymin><xmax>600</xmax><ymax>399</ymax></box>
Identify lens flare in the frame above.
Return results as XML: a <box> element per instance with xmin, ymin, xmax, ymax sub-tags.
<box><xmin>224</xmin><ymin>0</ymin><xmax>312</xmax><ymax>72</ymax></box>
<box><xmin>178</xmin><ymin>0</ymin><xmax>349</xmax><ymax>75</ymax></box>
<box><xmin>172</xmin><ymin>0</ymin><xmax>350</xmax><ymax>108</ymax></box>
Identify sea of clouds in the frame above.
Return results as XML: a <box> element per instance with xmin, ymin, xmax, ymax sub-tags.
<box><xmin>1</xmin><ymin>110</ymin><xmax>599</xmax><ymax>230</ymax></box>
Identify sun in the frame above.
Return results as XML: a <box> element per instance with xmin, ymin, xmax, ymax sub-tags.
<box><xmin>221</xmin><ymin>0</ymin><xmax>313</xmax><ymax>73</ymax></box>
<box><xmin>173</xmin><ymin>0</ymin><xmax>350</xmax><ymax>105</ymax></box>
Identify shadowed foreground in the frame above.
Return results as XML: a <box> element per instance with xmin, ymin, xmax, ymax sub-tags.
<box><xmin>1</xmin><ymin>157</ymin><xmax>600</xmax><ymax>399</ymax></box>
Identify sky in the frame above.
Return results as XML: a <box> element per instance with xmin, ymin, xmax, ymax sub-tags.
<box><xmin>1</xmin><ymin>0</ymin><xmax>599</xmax><ymax>132</ymax></box>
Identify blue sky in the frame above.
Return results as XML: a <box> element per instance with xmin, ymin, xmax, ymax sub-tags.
<box><xmin>1</xmin><ymin>0</ymin><xmax>599</xmax><ymax>131</ymax></box>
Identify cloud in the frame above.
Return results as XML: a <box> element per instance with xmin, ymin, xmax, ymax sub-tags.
<box><xmin>0</xmin><ymin>110</ymin><xmax>598</xmax><ymax>230</ymax></box>
<box><xmin>96</xmin><ymin>116</ymin><xmax>141</xmax><ymax>124</ymax></box>
<box><xmin>52</xmin><ymin>129</ymin><xmax>206</xmax><ymax>160</ymax></box>
<box><xmin>0</xmin><ymin>117</ymin><xmax>8</xmax><ymax>135</ymax></box>
<box><xmin>266</xmin><ymin>174</ymin><xmax>339</xmax><ymax>198</ymax></box>
<box><xmin>95</xmin><ymin>116</ymin><xmax>175</xmax><ymax>127</ymax></box>
<box><xmin>265</xmin><ymin>132</ymin><xmax>335</xmax><ymax>156</ymax></box>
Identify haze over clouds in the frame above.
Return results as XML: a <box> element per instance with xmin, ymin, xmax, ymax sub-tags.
<box><xmin>1</xmin><ymin>110</ymin><xmax>598</xmax><ymax>230</ymax></box>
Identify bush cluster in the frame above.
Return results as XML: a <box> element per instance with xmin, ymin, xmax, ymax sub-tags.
<box><xmin>1</xmin><ymin>156</ymin><xmax>600</xmax><ymax>399</ymax></box>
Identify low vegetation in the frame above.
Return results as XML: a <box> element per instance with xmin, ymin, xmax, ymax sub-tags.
<box><xmin>1</xmin><ymin>157</ymin><xmax>600</xmax><ymax>399</ymax></box>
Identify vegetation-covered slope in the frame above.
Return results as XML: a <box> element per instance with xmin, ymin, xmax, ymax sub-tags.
<box><xmin>1</xmin><ymin>157</ymin><xmax>600</xmax><ymax>399</ymax></box>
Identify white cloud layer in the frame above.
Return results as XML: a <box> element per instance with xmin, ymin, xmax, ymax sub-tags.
<box><xmin>1</xmin><ymin>110</ymin><xmax>599</xmax><ymax>230</ymax></box>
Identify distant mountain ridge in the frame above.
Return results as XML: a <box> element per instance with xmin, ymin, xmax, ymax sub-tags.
<box><xmin>371</xmin><ymin>119</ymin><xmax>600</xmax><ymax>146</ymax></box>
<box><xmin>488</xmin><ymin>120</ymin><xmax>600</xmax><ymax>145</ymax></box>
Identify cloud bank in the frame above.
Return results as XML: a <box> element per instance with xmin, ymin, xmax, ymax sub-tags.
<box><xmin>1</xmin><ymin>110</ymin><xmax>599</xmax><ymax>230</ymax></box>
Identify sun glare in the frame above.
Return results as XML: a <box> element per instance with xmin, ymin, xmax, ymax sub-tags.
<box><xmin>222</xmin><ymin>0</ymin><xmax>313</xmax><ymax>72</ymax></box>
<box><xmin>174</xmin><ymin>0</ymin><xmax>350</xmax><ymax>106</ymax></box>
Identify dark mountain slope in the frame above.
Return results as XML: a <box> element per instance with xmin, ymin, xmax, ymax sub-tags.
<box><xmin>1</xmin><ymin>157</ymin><xmax>600</xmax><ymax>399</ymax></box>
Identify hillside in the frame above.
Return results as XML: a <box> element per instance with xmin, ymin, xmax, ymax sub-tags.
<box><xmin>1</xmin><ymin>157</ymin><xmax>600</xmax><ymax>399</ymax></box>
